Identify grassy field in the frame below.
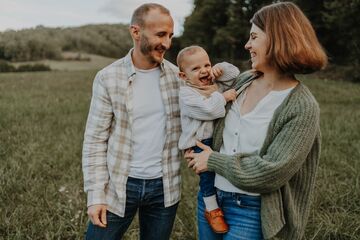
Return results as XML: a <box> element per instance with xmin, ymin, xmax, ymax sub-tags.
<box><xmin>0</xmin><ymin>69</ymin><xmax>359</xmax><ymax>239</ymax></box>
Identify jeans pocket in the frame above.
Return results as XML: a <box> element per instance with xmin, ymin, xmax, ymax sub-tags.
<box><xmin>106</xmin><ymin>211</ymin><xmax>120</xmax><ymax>221</ymax></box>
<box><xmin>235</xmin><ymin>195</ymin><xmax>261</xmax><ymax>210</ymax></box>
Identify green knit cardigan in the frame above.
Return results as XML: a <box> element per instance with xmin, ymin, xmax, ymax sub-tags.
<box><xmin>208</xmin><ymin>71</ymin><xmax>321</xmax><ymax>240</ymax></box>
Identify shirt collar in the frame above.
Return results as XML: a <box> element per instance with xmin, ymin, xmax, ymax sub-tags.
<box><xmin>124</xmin><ymin>48</ymin><xmax>166</xmax><ymax>81</ymax></box>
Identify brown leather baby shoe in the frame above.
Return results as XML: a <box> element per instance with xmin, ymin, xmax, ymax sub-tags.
<box><xmin>205</xmin><ymin>208</ymin><xmax>229</xmax><ymax>233</ymax></box>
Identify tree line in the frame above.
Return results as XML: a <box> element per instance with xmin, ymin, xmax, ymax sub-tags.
<box><xmin>181</xmin><ymin>0</ymin><xmax>359</xmax><ymax>65</ymax></box>
<box><xmin>0</xmin><ymin>60</ymin><xmax>51</xmax><ymax>72</ymax></box>
<box><xmin>167</xmin><ymin>0</ymin><xmax>359</xmax><ymax>81</ymax></box>
<box><xmin>0</xmin><ymin>0</ymin><xmax>358</xmax><ymax>81</ymax></box>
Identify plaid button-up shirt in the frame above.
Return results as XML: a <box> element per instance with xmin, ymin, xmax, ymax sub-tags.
<box><xmin>82</xmin><ymin>49</ymin><xmax>182</xmax><ymax>217</ymax></box>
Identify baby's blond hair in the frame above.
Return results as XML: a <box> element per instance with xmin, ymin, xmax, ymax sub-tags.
<box><xmin>176</xmin><ymin>45</ymin><xmax>206</xmax><ymax>71</ymax></box>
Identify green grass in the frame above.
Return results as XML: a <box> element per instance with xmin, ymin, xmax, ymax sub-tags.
<box><xmin>0</xmin><ymin>71</ymin><xmax>359</xmax><ymax>239</ymax></box>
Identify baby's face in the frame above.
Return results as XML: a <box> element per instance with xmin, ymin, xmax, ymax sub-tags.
<box><xmin>179</xmin><ymin>50</ymin><xmax>213</xmax><ymax>87</ymax></box>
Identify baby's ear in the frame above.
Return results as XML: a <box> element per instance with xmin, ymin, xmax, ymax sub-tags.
<box><xmin>178</xmin><ymin>71</ymin><xmax>187</xmax><ymax>80</ymax></box>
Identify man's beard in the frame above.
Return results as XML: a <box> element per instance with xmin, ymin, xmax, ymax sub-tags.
<box><xmin>140</xmin><ymin>34</ymin><xmax>166</xmax><ymax>64</ymax></box>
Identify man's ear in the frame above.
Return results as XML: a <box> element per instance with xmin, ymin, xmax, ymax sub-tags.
<box><xmin>178</xmin><ymin>71</ymin><xmax>187</xmax><ymax>80</ymax></box>
<box><xmin>129</xmin><ymin>25</ymin><xmax>140</xmax><ymax>41</ymax></box>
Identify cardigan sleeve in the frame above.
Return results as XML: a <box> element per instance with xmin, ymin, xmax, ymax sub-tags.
<box><xmin>207</xmin><ymin>98</ymin><xmax>320</xmax><ymax>193</ymax></box>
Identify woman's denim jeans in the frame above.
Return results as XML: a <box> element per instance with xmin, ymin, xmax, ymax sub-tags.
<box><xmin>85</xmin><ymin>177</ymin><xmax>178</xmax><ymax>240</ymax></box>
<box><xmin>198</xmin><ymin>189</ymin><xmax>263</xmax><ymax>240</ymax></box>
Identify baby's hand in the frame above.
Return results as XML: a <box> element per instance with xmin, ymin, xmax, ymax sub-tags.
<box><xmin>222</xmin><ymin>89</ymin><xmax>236</xmax><ymax>102</ymax></box>
<box><xmin>211</xmin><ymin>65</ymin><xmax>223</xmax><ymax>79</ymax></box>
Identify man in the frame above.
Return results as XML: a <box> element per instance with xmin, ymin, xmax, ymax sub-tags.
<box><xmin>82</xmin><ymin>3</ymin><xmax>182</xmax><ymax>239</ymax></box>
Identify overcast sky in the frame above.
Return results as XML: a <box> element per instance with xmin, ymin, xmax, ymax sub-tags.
<box><xmin>0</xmin><ymin>0</ymin><xmax>194</xmax><ymax>36</ymax></box>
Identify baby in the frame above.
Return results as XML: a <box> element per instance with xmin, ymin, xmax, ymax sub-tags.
<box><xmin>177</xmin><ymin>45</ymin><xmax>239</xmax><ymax>233</ymax></box>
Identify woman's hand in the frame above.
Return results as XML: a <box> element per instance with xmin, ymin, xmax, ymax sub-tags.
<box><xmin>184</xmin><ymin>141</ymin><xmax>213</xmax><ymax>174</ymax></box>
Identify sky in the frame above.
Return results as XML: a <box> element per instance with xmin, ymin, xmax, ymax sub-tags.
<box><xmin>0</xmin><ymin>0</ymin><xmax>194</xmax><ymax>36</ymax></box>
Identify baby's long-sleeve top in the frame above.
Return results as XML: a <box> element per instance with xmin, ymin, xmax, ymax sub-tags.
<box><xmin>178</xmin><ymin>62</ymin><xmax>240</xmax><ymax>150</ymax></box>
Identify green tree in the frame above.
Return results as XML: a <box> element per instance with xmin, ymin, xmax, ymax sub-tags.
<box><xmin>180</xmin><ymin>0</ymin><xmax>231</xmax><ymax>56</ymax></box>
<box><xmin>323</xmin><ymin>0</ymin><xmax>360</xmax><ymax>81</ymax></box>
<box><xmin>322</xmin><ymin>0</ymin><xmax>360</xmax><ymax>63</ymax></box>
<box><xmin>178</xmin><ymin>0</ymin><xmax>274</xmax><ymax>64</ymax></box>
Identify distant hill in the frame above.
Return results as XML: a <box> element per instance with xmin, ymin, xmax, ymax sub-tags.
<box><xmin>0</xmin><ymin>24</ymin><xmax>133</xmax><ymax>62</ymax></box>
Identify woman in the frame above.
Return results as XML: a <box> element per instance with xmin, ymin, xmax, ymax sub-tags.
<box><xmin>185</xmin><ymin>2</ymin><xmax>327</xmax><ymax>240</ymax></box>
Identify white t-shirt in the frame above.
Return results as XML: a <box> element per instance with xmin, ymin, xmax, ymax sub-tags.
<box><xmin>129</xmin><ymin>67</ymin><xmax>166</xmax><ymax>179</ymax></box>
<box><xmin>215</xmin><ymin>86</ymin><xmax>294</xmax><ymax>195</ymax></box>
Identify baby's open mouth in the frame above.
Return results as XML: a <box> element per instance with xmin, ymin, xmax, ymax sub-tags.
<box><xmin>200</xmin><ymin>75</ymin><xmax>211</xmax><ymax>85</ymax></box>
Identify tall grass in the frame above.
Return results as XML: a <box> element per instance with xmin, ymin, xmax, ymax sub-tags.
<box><xmin>0</xmin><ymin>71</ymin><xmax>359</xmax><ymax>239</ymax></box>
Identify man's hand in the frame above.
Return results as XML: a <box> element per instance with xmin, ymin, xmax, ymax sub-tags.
<box><xmin>87</xmin><ymin>204</ymin><xmax>108</xmax><ymax>228</ymax></box>
<box><xmin>222</xmin><ymin>89</ymin><xmax>237</xmax><ymax>102</ymax></box>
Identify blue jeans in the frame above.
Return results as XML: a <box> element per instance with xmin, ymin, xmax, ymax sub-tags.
<box><xmin>85</xmin><ymin>177</ymin><xmax>178</xmax><ymax>240</ymax></box>
<box><xmin>192</xmin><ymin>138</ymin><xmax>216</xmax><ymax>197</ymax></box>
<box><xmin>198</xmin><ymin>190</ymin><xmax>263</xmax><ymax>240</ymax></box>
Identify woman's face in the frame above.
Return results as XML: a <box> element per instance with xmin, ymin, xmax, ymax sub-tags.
<box><xmin>245</xmin><ymin>24</ymin><xmax>268</xmax><ymax>71</ymax></box>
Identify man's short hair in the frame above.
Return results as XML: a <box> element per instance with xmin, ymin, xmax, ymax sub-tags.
<box><xmin>131</xmin><ymin>3</ymin><xmax>170</xmax><ymax>27</ymax></box>
<box><xmin>176</xmin><ymin>45</ymin><xmax>206</xmax><ymax>71</ymax></box>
